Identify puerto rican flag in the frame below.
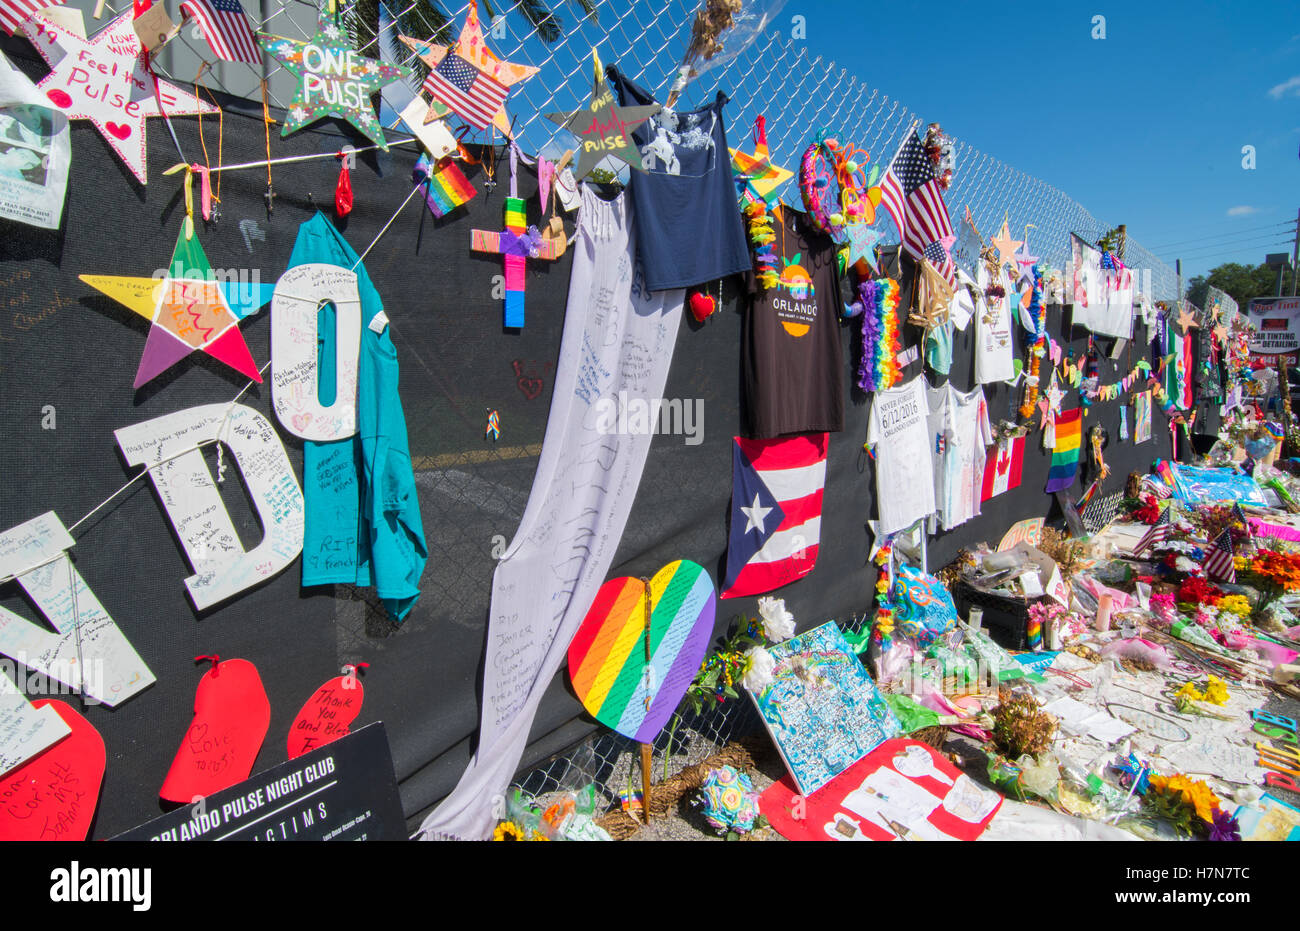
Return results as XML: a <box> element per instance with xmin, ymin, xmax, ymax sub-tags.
<box><xmin>980</xmin><ymin>435</ymin><xmax>1025</xmax><ymax>502</ymax></box>
<box><xmin>722</xmin><ymin>434</ymin><xmax>827</xmax><ymax>599</ymax></box>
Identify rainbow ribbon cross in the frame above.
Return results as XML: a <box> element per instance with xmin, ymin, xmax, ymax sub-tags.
<box><xmin>471</xmin><ymin>196</ymin><xmax>562</xmax><ymax>328</ymax></box>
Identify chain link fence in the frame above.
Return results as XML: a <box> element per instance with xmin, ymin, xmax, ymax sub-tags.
<box><xmin>58</xmin><ymin>0</ymin><xmax>1178</xmax><ymax>816</ymax></box>
<box><xmin>127</xmin><ymin>0</ymin><xmax>1180</xmax><ymax>301</ymax></box>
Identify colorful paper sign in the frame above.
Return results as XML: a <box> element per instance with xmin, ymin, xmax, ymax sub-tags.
<box><xmin>760</xmin><ymin>738</ymin><xmax>1001</xmax><ymax>841</ymax></box>
<box><xmin>997</xmin><ymin>517</ymin><xmax>1045</xmax><ymax>551</ymax></box>
<box><xmin>0</xmin><ymin>511</ymin><xmax>155</xmax><ymax>706</ymax></box>
<box><xmin>258</xmin><ymin>4</ymin><xmax>412</xmax><ymax>150</ymax></box>
<box><xmin>748</xmin><ymin>621</ymin><xmax>901</xmax><ymax>796</ymax></box>
<box><xmin>0</xmin><ymin>49</ymin><xmax>70</xmax><ymax>229</ymax></box>
<box><xmin>160</xmin><ymin>658</ymin><xmax>270</xmax><ymax>804</ymax></box>
<box><xmin>567</xmin><ymin>560</ymin><xmax>716</xmax><ymax>743</ymax></box>
<box><xmin>80</xmin><ymin>224</ymin><xmax>274</xmax><ymax>388</ymax></box>
<box><xmin>545</xmin><ymin>50</ymin><xmax>660</xmax><ymax>181</ymax></box>
<box><xmin>287</xmin><ymin>672</ymin><xmax>363</xmax><ymax>760</ymax></box>
<box><xmin>0</xmin><ymin>678</ymin><xmax>70</xmax><ymax>777</ymax></box>
<box><xmin>115</xmin><ymin>404</ymin><xmax>306</xmax><ymax>611</ymax></box>
<box><xmin>0</xmin><ymin>699</ymin><xmax>105</xmax><ymax>841</ymax></box>
<box><xmin>22</xmin><ymin>10</ymin><xmax>217</xmax><ymax>184</ymax></box>
<box><xmin>270</xmin><ymin>263</ymin><xmax>361</xmax><ymax>441</ymax></box>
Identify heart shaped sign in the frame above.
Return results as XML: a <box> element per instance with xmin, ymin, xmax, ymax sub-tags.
<box><xmin>0</xmin><ymin>700</ymin><xmax>106</xmax><ymax>841</ymax></box>
<box><xmin>689</xmin><ymin>291</ymin><xmax>717</xmax><ymax>322</ymax></box>
<box><xmin>287</xmin><ymin>669</ymin><xmax>365</xmax><ymax>759</ymax></box>
<box><xmin>568</xmin><ymin>560</ymin><xmax>716</xmax><ymax>742</ymax></box>
<box><xmin>160</xmin><ymin>658</ymin><xmax>271</xmax><ymax>804</ymax></box>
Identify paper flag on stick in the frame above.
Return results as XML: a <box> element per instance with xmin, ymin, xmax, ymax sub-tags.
<box><xmin>22</xmin><ymin>10</ymin><xmax>218</xmax><ymax>184</ymax></box>
<box><xmin>287</xmin><ymin>669</ymin><xmax>364</xmax><ymax>759</ymax></box>
<box><xmin>0</xmin><ymin>700</ymin><xmax>105</xmax><ymax>841</ymax></box>
<box><xmin>568</xmin><ymin>560</ymin><xmax>716</xmax><ymax>743</ymax></box>
<box><xmin>80</xmin><ymin>224</ymin><xmax>273</xmax><ymax>388</ymax></box>
<box><xmin>258</xmin><ymin>3</ymin><xmax>412</xmax><ymax>150</ymax></box>
<box><xmin>160</xmin><ymin>657</ymin><xmax>270</xmax><ymax>804</ymax></box>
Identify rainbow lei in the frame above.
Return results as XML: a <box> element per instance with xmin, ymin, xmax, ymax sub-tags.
<box><xmin>744</xmin><ymin>200</ymin><xmax>779</xmax><ymax>289</ymax></box>
<box><xmin>854</xmin><ymin>278</ymin><xmax>902</xmax><ymax>393</ymax></box>
<box><xmin>872</xmin><ymin>543</ymin><xmax>896</xmax><ymax>651</ymax></box>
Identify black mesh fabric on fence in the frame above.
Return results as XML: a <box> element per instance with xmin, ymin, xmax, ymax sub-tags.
<box><xmin>0</xmin><ymin>35</ymin><xmax>1173</xmax><ymax>838</ymax></box>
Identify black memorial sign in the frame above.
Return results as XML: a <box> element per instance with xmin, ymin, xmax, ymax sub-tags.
<box><xmin>110</xmin><ymin>723</ymin><xmax>404</xmax><ymax>841</ymax></box>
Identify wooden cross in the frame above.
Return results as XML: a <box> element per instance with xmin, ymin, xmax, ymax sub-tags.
<box><xmin>471</xmin><ymin>196</ymin><xmax>562</xmax><ymax>328</ymax></box>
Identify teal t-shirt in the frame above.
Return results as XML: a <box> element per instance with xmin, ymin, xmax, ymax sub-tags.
<box><xmin>290</xmin><ymin>212</ymin><xmax>427</xmax><ymax>620</ymax></box>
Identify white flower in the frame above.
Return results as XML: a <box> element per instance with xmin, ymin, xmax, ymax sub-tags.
<box><xmin>757</xmin><ymin>596</ymin><xmax>795</xmax><ymax>642</ymax></box>
<box><xmin>741</xmin><ymin>646</ymin><xmax>775</xmax><ymax>692</ymax></box>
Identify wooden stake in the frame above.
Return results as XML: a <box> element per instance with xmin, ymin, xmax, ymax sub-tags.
<box><xmin>640</xmin><ymin>576</ymin><xmax>653</xmax><ymax>825</ymax></box>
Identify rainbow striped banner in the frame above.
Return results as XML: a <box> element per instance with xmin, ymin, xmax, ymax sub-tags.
<box><xmin>1044</xmin><ymin>407</ymin><xmax>1082</xmax><ymax>493</ymax></box>
<box><xmin>413</xmin><ymin>154</ymin><xmax>477</xmax><ymax>218</ymax></box>
<box><xmin>567</xmin><ymin>560</ymin><xmax>716</xmax><ymax>743</ymax></box>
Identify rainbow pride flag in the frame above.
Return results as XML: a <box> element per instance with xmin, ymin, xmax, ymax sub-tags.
<box><xmin>413</xmin><ymin>154</ymin><xmax>477</xmax><ymax>218</ymax></box>
<box><xmin>1044</xmin><ymin>407</ymin><xmax>1082</xmax><ymax>493</ymax></box>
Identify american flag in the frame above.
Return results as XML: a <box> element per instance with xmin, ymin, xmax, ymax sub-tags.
<box><xmin>1</xmin><ymin>0</ymin><xmax>57</xmax><ymax>35</ymax></box>
<box><xmin>1132</xmin><ymin>506</ymin><xmax>1173</xmax><ymax>556</ymax></box>
<box><xmin>180</xmin><ymin>0</ymin><xmax>261</xmax><ymax>64</ymax></box>
<box><xmin>1232</xmin><ymin>502</ymin><xmax>1254</xmax><ymax>546</ymax></box>
<box><xmin>879</xmin><ymin>128</ymin><xmax>956</xmax><ymax>285</ymax></box>
<box><xmin>1204</xmin><ymin>529</ymin><xmax>1236</xmax><ymax>583</ymax></box>
<box><xmin>423</xmin><ymin>52</ymin><xmax>507</xmax><ymax>131</ymax></box>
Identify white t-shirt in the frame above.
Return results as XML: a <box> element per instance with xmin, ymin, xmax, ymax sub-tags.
<box><xmin>974</xmin><ymin>265</ymin><xmax>1016</xmax><ymax>385</ymax></box>
<box><xmin>926</xmin><ymin>382</ymin><xmax>994</xmax><ymax>532</ymax></box>
<box><xmin>868</xmin><ymin>377</ymin><xmax>937</xmax><ymax>536</ymax></box>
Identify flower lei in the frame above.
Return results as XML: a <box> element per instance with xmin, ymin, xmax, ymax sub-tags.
<box><xmin>744</xmin><ymin>199</ymin><xmax>779</xmax><ymax>289</ymax></box>
<box><xmin>850</xmin><ymin>278</ymin><xmax>902</xmax><ymax>392</ymax></box>
<box><xmin>1018</xmin><ymin>266</ymin><xmax>1046</xmax><ymax>420</ymax></box>
<box><xmin>871</xmin><ymin>543</ymin><xmax>896</xmax><ymax>650</ymax></box>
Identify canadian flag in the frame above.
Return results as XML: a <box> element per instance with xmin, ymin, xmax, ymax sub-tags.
<box><xmin>981</xmin><ymin>435</ymin><xmax>1025</xmax><ymax>502</ymax></box>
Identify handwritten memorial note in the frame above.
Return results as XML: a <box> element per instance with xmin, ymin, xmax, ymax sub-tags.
<box><xmin>115</xmin><ymin>404</ymin><xmax>305</xmax><ymax>611</ymax></box>
<box><xmin>287</xmin><ymin>674</ymin><xmax>363</xmax><ymax>759</ymax></box>
<box><xmin>271</xmin><ymin>264</ymin><xmax>362</xmax><ymax>442</ymax></box>
<box><xmin>0</xmin><ymin>511</ymin><xmax>154</xmax><ymax>706</ymax></box>
<box><xmin>0</xmin><ymin>699</ymin><xmax>105</xmax><ymax>841</ymax></box>
<box><xmin>0</xmin><ymin>680</ymin><xmax>69</xmax><ymax>776</ymax></box>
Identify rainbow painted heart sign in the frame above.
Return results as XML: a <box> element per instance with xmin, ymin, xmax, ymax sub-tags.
<box><xmin>568</xmin><ymin>560</ymin><xmax>716</xmax><ymax>742</ymax></box>
<box><xmin>22</xmin><ymin>10</ymin><xmax>216</xmax><ymax>184</ymax></box>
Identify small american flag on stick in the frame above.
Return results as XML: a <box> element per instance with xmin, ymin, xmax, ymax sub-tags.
<box><xmin>180</xmin><ymin>0</ymin><xmax>261</xmax><ymax>65</ymax></box>
<box><xmin>1132</xmin><ymin>506</ymin><xmax>1173</xmax><ymax>556</ymax></box>
<box><xmin>1203</xmin><ymin>529</ymin><xmax>1236</xmax><ymax>583</ymax></box>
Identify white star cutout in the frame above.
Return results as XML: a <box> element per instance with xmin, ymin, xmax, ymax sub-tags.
<box><xmin>741</xmin><ymin>494</ymin><xmax>772</xmax><ymax>535</ymax></box>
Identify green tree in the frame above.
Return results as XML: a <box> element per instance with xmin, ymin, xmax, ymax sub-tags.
<box><xmin>1186</xmin><ymin>261</ymin><xmax>1295</xmax><ymax>310</ymax></box>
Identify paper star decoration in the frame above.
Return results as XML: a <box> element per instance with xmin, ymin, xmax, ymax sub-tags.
<box><xmin>990</xmin><ymin>219</ymin><xmax>1023</xmax><ymax>272</ymax></box>
<box><xmin>1045</xmin><ymin>378</ymin><xmax>1065</xmax><ymax>413</ymax></box>
<box><xmin>544</xmin><ymin>50</ymin><xmax>660</xmax><ymax>181</ymax></box>
<box><xmin>80</xmin><ymin>225</ymin><xmax>274</xmax><ymax>388</ymax></box>
<box><xmin>259</xmin><ymin>3</ymin><xmax>412</xmax><ymax>151</ymax></box>
<box><xmin>1177</xmin><ymin>305</ymin><xmax>1200</xmax><ymax>333</ymax></box>
<box><xmin>741</xmin><ymin>494</ymin><xmax>772</xmax><ymax>535</ymax></box>
<box><xmin>843</xmin><ymin>222</ymin><xmax>883</xmax><ymax>268</ymax></box>
<box><xmin>1214</xmin><ymin>323</ymin><xmax>1229</xmax><ymax>343</ymax></box>
<box><xmin>399</xmin><ymin>6</ymin><xmax>537</xmax><ymax>138</ymax></box>
<box><xmin>730</xmin><ymin>115</ymin><xmax>793</xmax><ymax>207</ymax></box>
<box><xmin>21</xmin><ymin>10</ymin><xmax>217</xmax><ymax>184</ymax></box>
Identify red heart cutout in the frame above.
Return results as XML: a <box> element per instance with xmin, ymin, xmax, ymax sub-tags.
<box><xmin>689</xmin><ymin>291</ymin><xmax>717</xmax><ymax>323</ymax></box>
<box><xmin>105</xmin><ymin>121</ymin><xmax>132</xmax><ymax>141</ymax></box>
<box><xmin>287</xmin><ymin>674</ymin><xmax>364</xmax><ymax>759</ymax></box>
<box><xmin>160</xmin><ymin>658</ymin><xmax>270</xmax><ymax>804</ymax></box>
<box><xmin>45</xmin><ymin>89</ymin><xmax>72</xmax><ymax>109</ymax></box>
<box><xmin>0</xmin><ymin>700</ymin><xmax>106</xmax><ymax>841</ymax></box>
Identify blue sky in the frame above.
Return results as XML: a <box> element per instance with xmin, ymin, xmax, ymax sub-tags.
<box><xmin>791</xmin><ymin>0</ymin><xmax>1299</xmax><ymax>279</ymax></box>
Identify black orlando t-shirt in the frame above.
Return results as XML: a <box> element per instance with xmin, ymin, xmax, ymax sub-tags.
<box><xmin>742</xmin><ymin>205</ymin><xmax>845</xmax><ymax>437</ymax></box>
